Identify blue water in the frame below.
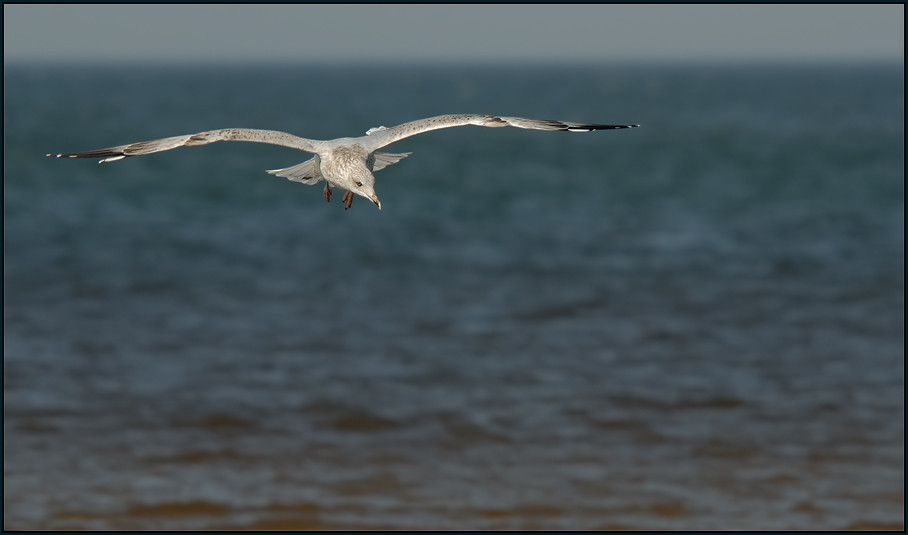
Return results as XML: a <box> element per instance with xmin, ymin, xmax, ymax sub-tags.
<box><xmin>4</xmin><ymin>64</ymin><xmax>904</xmax><ymax>530</ymax></box>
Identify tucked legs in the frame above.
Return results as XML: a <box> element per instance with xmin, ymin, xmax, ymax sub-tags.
<box><xmin>323</xmin><ymin>183</ymin><xmax>333</xmax><ymax>202</ymax></box>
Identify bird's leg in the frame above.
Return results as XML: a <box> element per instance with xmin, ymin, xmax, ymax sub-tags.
<box><xmin>323</xmin><ymin>182</ymin><xmax>333</xmax><ymax>202</ymax></box>
<box><xmin>342</xmin><ymin>191</ymin><xmax>354</xmax><ymax>210</ymax></box>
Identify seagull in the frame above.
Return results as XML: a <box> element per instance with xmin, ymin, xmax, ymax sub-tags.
<box><xmin>48</xmin><ymin>114</ymin><xmax>639</xmax><ymax>210</ymax></box>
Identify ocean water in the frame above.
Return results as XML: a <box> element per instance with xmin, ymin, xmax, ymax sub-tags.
<box><xmin>3</xmin><ymin>64</ymin><xmax>904</xmax><ymax>530</ymax></box>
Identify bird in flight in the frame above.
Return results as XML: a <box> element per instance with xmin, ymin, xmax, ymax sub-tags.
<box><xmin>48</xmin><ymin>114</ymin><xmax>638</xmax><ymax>210</ymax></box>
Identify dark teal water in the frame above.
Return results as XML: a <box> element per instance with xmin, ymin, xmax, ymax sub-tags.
<box><xmin>4</xmin><ymin>64</ymin><xmax>904</xmax><ymax>530</ymax></box>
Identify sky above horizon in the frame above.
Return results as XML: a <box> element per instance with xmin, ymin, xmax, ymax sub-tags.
<box><xmin>4</xmin><ymin>5</ymin><xmax>904</xmax><ymax>64</ymax></box>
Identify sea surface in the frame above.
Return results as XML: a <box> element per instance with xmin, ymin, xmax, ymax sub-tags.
<box><xmin>3</xmin><ymin>64</ymin><xmax>904</xmax><ymax>530</ymax></box>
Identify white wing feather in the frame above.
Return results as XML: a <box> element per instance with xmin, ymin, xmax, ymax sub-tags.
<box><xmin>48</xmin><ymin>128</ymin><xmax>320</xmax><ymax>163</ymax></box>
<box><xmin>361</xmin><ymin>114</ymin><xmax>639</xmax><ymax>151</ymax></box>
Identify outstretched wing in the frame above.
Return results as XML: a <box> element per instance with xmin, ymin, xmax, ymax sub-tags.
<box><xmin>362</xmin><ymin>114</ymin><xmax>639</xmax><ymax>151</ymax></box>
<box><xmin>47</xmin><ymin>128</ymin><xmax>320</xmax><ymax>163</ymax></box>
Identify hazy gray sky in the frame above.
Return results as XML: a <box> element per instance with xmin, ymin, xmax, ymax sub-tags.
<box><xmin>4</xmin><ymin>4</ymin><xmax>904</xmax><ymax>63</ymax></box>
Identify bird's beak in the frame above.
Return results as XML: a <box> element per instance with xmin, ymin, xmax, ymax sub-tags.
<box><xmin>371</xmin><ymin>195</ymin><xmax>381</xmax><ymax>210</ymax></box>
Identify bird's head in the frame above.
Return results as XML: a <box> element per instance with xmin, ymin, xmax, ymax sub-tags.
<box><xmin>350</xmin><ymin>167</ymin><xmax>381</xmax><ymax>210</ymax></box>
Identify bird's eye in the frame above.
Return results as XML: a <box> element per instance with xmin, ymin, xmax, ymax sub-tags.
<box><xmin>355</xmin><ymin>181</ymin><xmax>363</xmax><ymax>187</ymax></box>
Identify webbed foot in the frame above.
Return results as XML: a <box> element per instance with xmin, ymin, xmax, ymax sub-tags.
<box><xmin>342</xmin><ymin>191</ymin><xmax>354</xmax><ymax>210</ymax></box>
<box><xmin>324</xmin><ymin>183</ymin><xmax>333</xmax><ymax>202</ymax></box>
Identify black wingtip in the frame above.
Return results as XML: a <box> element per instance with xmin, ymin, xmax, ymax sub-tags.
<box><xmin>566</xmin><ymin>124</ymin><xmax>640</xmax><ymax>132</ymax></box>
<box><xmin>47</xmin><ymin>149</ymin><xmax>131</xmax><ymax>163</ymax></box>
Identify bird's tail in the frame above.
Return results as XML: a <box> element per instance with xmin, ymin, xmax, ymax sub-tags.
<box><xmin>266</xmin><ymin>156</ymin><xmax>323</xmax><ymax>185</ymax></box>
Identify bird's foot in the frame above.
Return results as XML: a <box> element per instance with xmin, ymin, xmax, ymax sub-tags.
<box><xmin>342</xmin><ymin>191</ymin><xmax>353</xmax><ymax>210</ymax></box>
<box><xmin>323</xmin><ymin>183</ymin><xmax>333</xmax><ymax>202</ymax></box>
